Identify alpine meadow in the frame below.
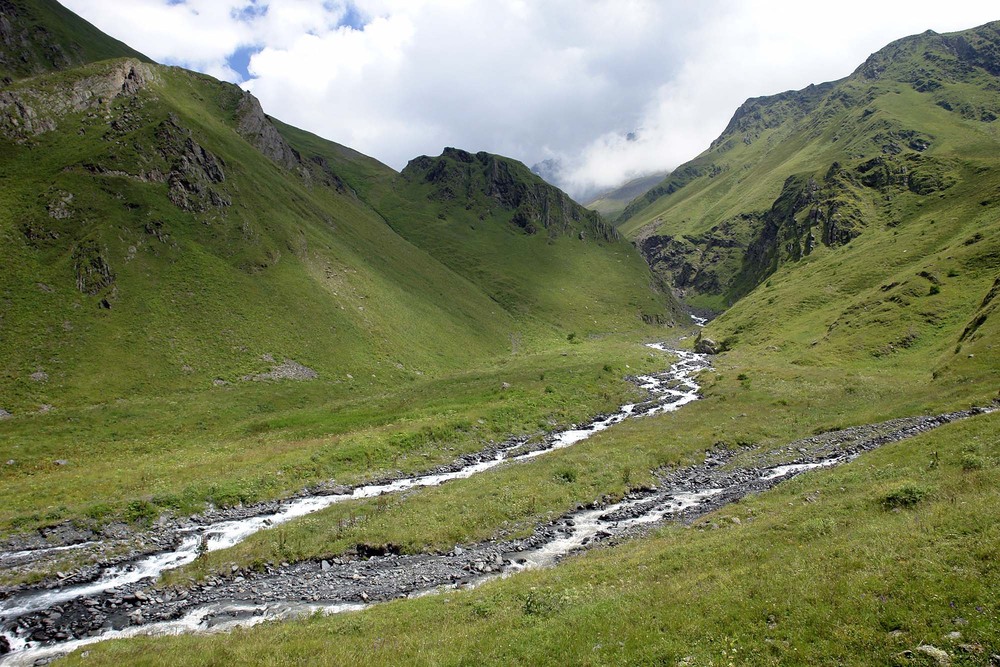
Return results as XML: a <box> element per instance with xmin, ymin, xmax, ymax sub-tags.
<box><xmin>0</xmin><ymin>2</ymin><xmax>998</xmax><ymax>665</ymax></box>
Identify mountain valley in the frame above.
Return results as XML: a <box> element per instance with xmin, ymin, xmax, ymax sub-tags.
<box><xmin>0</xmin><ymin>2</ymin><xmax>998</xmax><ymax>665</ymax></box>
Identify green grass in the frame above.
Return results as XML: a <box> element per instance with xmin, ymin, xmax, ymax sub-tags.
<box><xmin>0</xmin><ymin>0</ymin><xmax>150</xmax><ymax>81</ymax></box>
<box><xmin>0</xmin><ymin>337</ymin><xmax>665</xmax><ymax>540</ymax></box>
<box><xmin>0</xmin><ymin>57</ymin><xmax>675</xmax><ymax>412</ymax></box>
<box><xmin>0</xmin><ymin>54</ymin><xmax>679</xmax><ymax>550</ymax></box>
<box><xmin>61</xmin><ymin>408</ymin><xmax>1000</xmax><ymax>666</ymax></box>
<box><xmin>161</xmin><ymin>308</ymin><xmax>994</xmax><ymax>584</ymax></box>
<box><xmin>2</xmin><ymin>12</ymin><xmax>999</xmax><ymax>665</ymax></box>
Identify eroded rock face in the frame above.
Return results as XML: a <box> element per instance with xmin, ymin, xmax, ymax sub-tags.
<box><xmin>156</xmin><ymin>115</ymin><xmax>230</xmax><ymax>212</ymax></box>
<box><xmin>242</xmin><ymin>359</ymin><xmax>318</xmax><ymax>382</ymax></box>
<box><xmin>235</xmin><ymin>91</ymin><xmax>301</xmax><ymax>171</ymax></box>
<box><xmin>0</xmin><ymin>59</ymin><xmax>152</xmax><ymax>141</ymax></box>
<box><xmin>402</xmin><ymin>148</ymin><xmax>620</xmax><ymax>242</ymax></box>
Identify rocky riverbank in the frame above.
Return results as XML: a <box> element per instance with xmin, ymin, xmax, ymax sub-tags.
<box><xmin>3</xmin><ymin>404</ymin><xmax>992</xmax><ymax>662</ymax></box>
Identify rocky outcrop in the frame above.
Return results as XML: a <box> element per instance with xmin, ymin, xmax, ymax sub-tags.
<box><xmin>403</xmin><ymin>148</ymin><xmax>619</xmax><ymax>242</ymax></box>
<box><xmin>638</xmin><ymin>216</ymin><xmax>756</xmax><ymax>304</ymax></box>
<box><xmin>242</xmin><ymin>359</ymin><xmax>318</xmax><ymax>382</ymax></box>
<box><xmin>637</xmin><ymin>144</ymin><xmax>959</xmax><ymax>308</ymax></box>
<box><xmin>156</xmin><ymin>115</ymin><xmax>230</xmax><ymax>212</ymax></box>
<box><xmin>235</xmin><ymin>91</ymin><xmax>301</xmax><ymax>171</ymax></box>
<box><xmin>0</xmin><ymin>59</ymin><xmax>152</xmax><ymax>141</ymax></box>
<box><xmin>693</xmin><ymin>333</ymin><xmax>724</xmax><ymax>355</ymax></box>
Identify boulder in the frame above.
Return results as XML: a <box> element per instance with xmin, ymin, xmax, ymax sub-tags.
<box><xmin>694</xmin><ymin>333</ymin><xmax>723</xmax><ymax>355</ymax></box>
<box><xmin>915</xmin><ymin>645</ymin><xmax>951</xmax><ymax>666</ymax></box>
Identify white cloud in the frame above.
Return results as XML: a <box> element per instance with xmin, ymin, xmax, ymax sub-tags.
<box><xmin>63</xmin><ymin>0</ymin><xmax>1000</xmax><ymax>198</ymax></box>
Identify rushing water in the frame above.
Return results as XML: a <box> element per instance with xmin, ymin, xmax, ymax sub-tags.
<box><xmin>5</xmin><ymin>345</ymin><xmax>980</xmax><ymax>665</ymax></box>
<box><xmin>0</xmin><ymin>346</ymin><xmax>710</xmax><ymax>660</ymax></box>
<box><xmin>508</xmin><ymin>488</ymin><xmax>723</xmax><ymax>571</ymax></box>
<box><xmin>0</xmin><ymin>601</ymin><xmax>366</xmax><ymax>666</ymax></box>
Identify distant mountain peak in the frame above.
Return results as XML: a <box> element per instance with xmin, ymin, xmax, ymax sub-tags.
<box><xmin>403</xmin><ymin>148</ymin><xmax>620</xmax><ymax>241</ymax></box>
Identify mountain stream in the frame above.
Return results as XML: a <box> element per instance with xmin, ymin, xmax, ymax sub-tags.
<box><xmin>0</xmin><ymin>345</ymin><xmax>991</xmax><ymax>665</ymax></box>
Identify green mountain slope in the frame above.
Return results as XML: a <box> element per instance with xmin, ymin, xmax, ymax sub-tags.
<box><xmin>613</xmin><ymin>21</ymin><xmax>1000</xmax><ymax>415</ymax></box>
<box><xmin>583</xmin><ymin>171</ymin><xmax>667</xmax><ymax>219</ymax></box>
<box><xmin>0</xmin><ymin>12</ymin><xmax>680</xmax><ymax>413</ymax></box>
<box><xmin>3</xmin><ymin>9</ymin><xmax>1000</xmax><ymax>666</ymax></box>
<box><xmin>619</xmin><ymin>22</ymin><xmax>1000</xmax><ymax>316</ymax></box>
<box><xmin>270</xmin><ymin>134</ymin><xmax>683</xmax><ymax>339</ymax></box>
<box><xmin>0</xmin><ymin>0</ymin><xmax>683</xmax><ymax>420</ymax></box>
<box><xmin>0</xmin><ymin>0</ymin><xmax>149</xmax><ymax>81</ymax></box>
<box><xmin>375</xmin><ymin>148</ymin><xmax>679</xmax><ymax>333</ymax></box>
<box><xmin>0</xmin><ymin>60</ymin><xmax>529</xmax><ymax>410</ymax></box>
<box><xmin>0</xmin><ymin>0</ymin><xmax>684</xmax><ymax>545</ymax></box>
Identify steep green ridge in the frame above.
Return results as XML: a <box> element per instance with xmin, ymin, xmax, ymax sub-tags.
<box><xmin>273</xmin><ymin>137</ymin><xmax>682</xmax><ymax>336</ymax></box>
<box><xmin>0</xmin><ymin>51</ymin><xmax>676</xmax><ymax>412</ymax></box>
<box><xmin>0</xmin><ymin>0</ymin><xmax>149</xmax><ymax>81</ymax></box>
<box><xmin>0</xmin><ymin>1</ymin><xmax>680</xmax><ymax>535</ymax></box>
<box><xmin>583</xmin><ymin>171</ymin><xmax>668</xmax><ymax>219</ymax></box>
<box><xmin>0</xmin><ymin>60</ymin><xmax>521</xmax><ymax>410</ymax></box>
<box><xmin>620</xmin><ymin>21</ymin><xmax>1000</xmax><ymax>314</ymax></box>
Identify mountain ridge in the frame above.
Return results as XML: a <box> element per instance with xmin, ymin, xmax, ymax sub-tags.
<box><xmin>0</xmin><ymin>0</ymin><xmax>149</xmax><ymax>82</ymax></box>
<box><xmin>0</xmin><ymin>3</ymin><xmax>679</xmax><ymax>411</ymax></box>
<box><xmin>617</xmin><ymin>20</ymin><xmax>1000</xmax><ymax>312</ymax></box>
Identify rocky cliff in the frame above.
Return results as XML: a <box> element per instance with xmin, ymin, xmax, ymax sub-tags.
<box><xmin>620</xmin><ymin>21</ymin><xmax>1000</xmax><ymax>311</ymax></box>
<box><xmin>404</xmin><ymin>147</ymin><xmax>619</xmax><ymax>242</ymax></box>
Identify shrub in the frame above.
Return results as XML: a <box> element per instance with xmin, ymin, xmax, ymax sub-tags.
<box><xmin>880</xmin><ymin>483</ymin><xmax>929</xmax><ymax>509</ymax></box>
<box><xmin>554</xmin><ymin>467</ymin><xmax>577</xmax><ymax>483</ymax></box>
<box><xmin>124</xmin><ymin>499</ymin><xmax>159</xmax><ymax>525</ymax></box>
<box><xmin>961</xmin><ymin>453</ymin><xmax>986</xmax><ymax>471</ymax></box>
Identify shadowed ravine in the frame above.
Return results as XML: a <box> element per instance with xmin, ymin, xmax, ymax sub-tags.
<box><xmin>0</xmin><ymin>346</ymin><xmax>992</xmax><ymax>665</ymax></box>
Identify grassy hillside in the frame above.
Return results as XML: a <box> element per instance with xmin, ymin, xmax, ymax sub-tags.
<box><xmin>0</xmin><ymin>61</ymin><xmax>522</xmax><ymax>411</ymax></box>
<box><xmin>372</xmin><ymin>148</ymin><xmax>680</xmax><ymax>335</ymax></box>
<box><xmin>3</xmin><ymin>6</ymin><xmax>999</xmax><ymax>666</ymax></box>
<box><xmin>0</xmin><ymin>4</ymin><xmax>680</xmax><ymax>536</ymax></box>
<box><xmin>583</xmin><ymin>171</ymin><xmax>667</xmax><ymax>219</ymax></box>
<box><xmin>76</xmin><ymin>20</ymin><xmax>1000</xmax><ymax>666</ymax></box>
<box><xmin>619</xmin><ymin>22</ymin><xmax>1000</xmax><ymax>314</ymax></box>
<box><xmin>0</xmin><ymin>0</ymin><xmax>149</xmax><ymax>81</ymax></box>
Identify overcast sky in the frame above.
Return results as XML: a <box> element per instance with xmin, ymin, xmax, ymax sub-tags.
<box><xmin>63</xmin><ymin>0</ymin><xmax>998</xmax><ymax>199</ymax></box>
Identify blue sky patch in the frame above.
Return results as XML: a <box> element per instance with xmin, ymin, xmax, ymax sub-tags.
<box><xmin>227</xmin><ymin>44</ymin><xmax>260</xmax><ymax>81</ymax></box>
<box><xmin>232</xmin><ymin>2</ymin><xmax>267</xmax><ymax>23</ymax></box>
<box><xmin>338</xmin><ymin>2</ymin><xmax>366</xmax><ymax>31</ymax></box>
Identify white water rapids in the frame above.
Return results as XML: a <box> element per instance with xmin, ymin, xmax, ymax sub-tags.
<box><xmin>0</xmin><ymin>346</ymin><xmax>713</xmax><ymax>661</ymax></box>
